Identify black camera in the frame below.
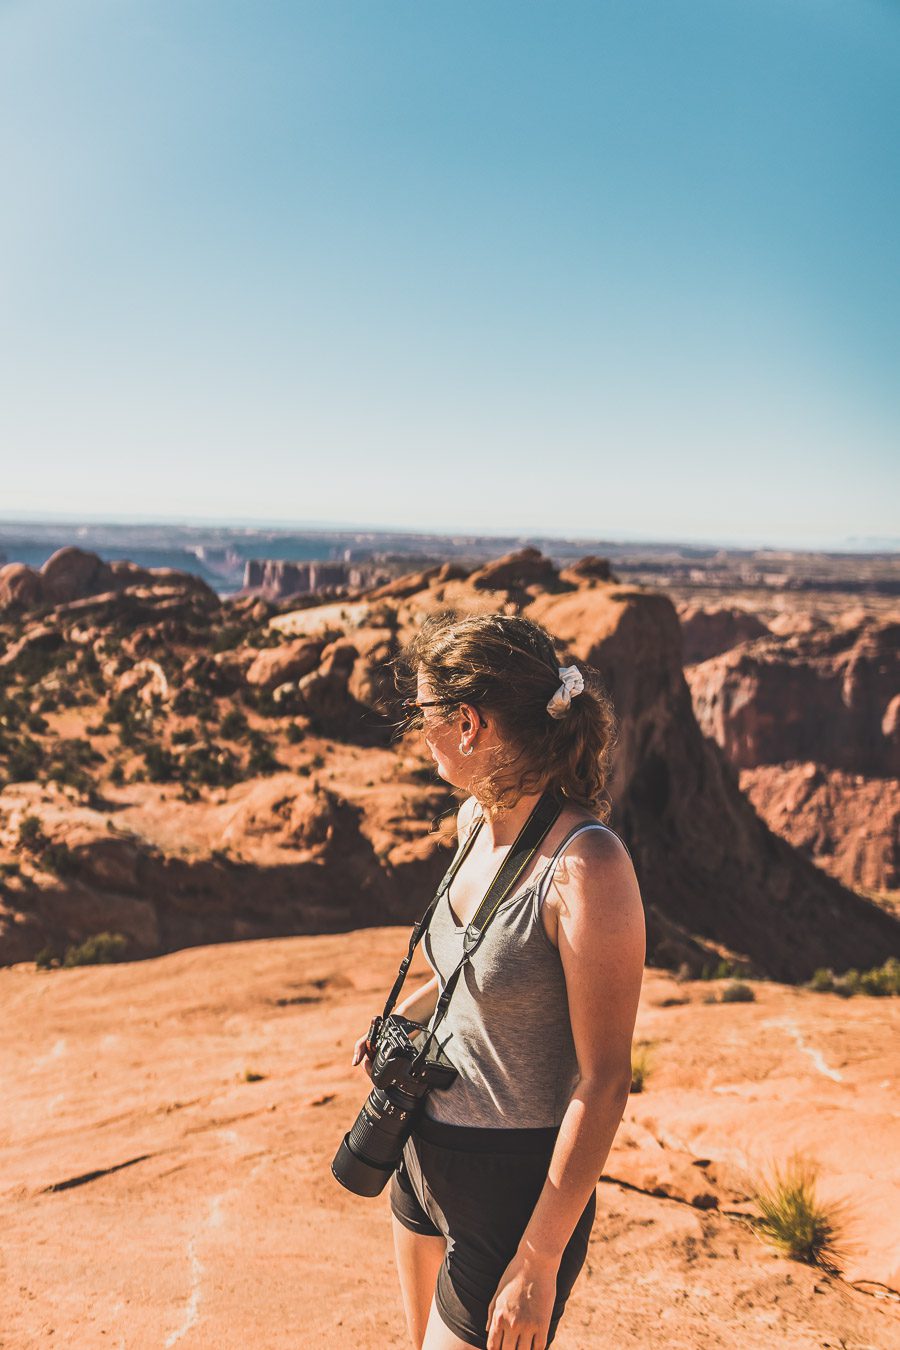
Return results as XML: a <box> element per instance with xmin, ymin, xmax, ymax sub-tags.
<box><xmin>331</xmin><ymin>1013</ymin><xmax>456</xmax><ymax>1197</ymax></box>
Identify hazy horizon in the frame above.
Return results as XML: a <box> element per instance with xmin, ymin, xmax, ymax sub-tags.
<box><xmin>0</xmin><ymin>509</ymin><xmax>896</xmax><ymax>556</ymax></box>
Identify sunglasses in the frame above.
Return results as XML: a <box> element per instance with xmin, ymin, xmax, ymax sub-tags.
<box><xmin>400</xmin><ymin>698</ymin><xmax>488</xmax><ymax>728</ymax></box>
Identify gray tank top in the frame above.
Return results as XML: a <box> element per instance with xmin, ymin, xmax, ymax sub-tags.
<box><xmin>421</xmin><ymin>806</ymin><xmax>630</xmax><ymax>1129</ymax></box>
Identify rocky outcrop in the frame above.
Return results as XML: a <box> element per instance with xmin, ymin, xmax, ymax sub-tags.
<box><xmin>0</xmin><ymin>562</ymin><xmax>44</xmax><ymax>610</ymax></box>
<box><xmin>3</xmin><ymin>544</ymin><xmax>897</xmax><ymax>981</ymax></box>
<box><xmin>739</xmin><ymin>762</ymin><xmax>899</xmax><ymax>895</ymax></box>
<box><xmin>469</xmin><ymin>546</ymin><xmax>563</xmax><ymax>593</ymax></box>
<box><xmin>527</xmin><ymin>585</ymin><xmax>900</xmax><ymax>982</ymax></box>
<box><xmin>0</xmin><ymin>780</ymin><xmax>452</xmax><ymax>964</ymax></box>
<box><xmin>677</xmin><ymin>603</ymin><xmax>769</xmax><ymax>665</ymax></box>
<box><xmin>245</xmin><ymin>639</ymin><xmax>325</xmax><ymax>691</ymax></box>
<box><xmin>686</xmin><ymin>619</ymin><xmax>900</xmax><ymax>775</ymax></box>
<box><xmin>560</xmin><ymin>555</ymin><xmax>619</xmax><ymax>584</ymax></box>
<box><xmin>0</xmin><ymin>548</ymin><xmax>218</xmax><ymax>614</ymax></box>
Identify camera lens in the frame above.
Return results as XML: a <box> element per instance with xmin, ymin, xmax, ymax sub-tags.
<box><xmin>332</xmin><ymin>1083</ymin><xmax>423</xmax><ymax>1197</ymax></box>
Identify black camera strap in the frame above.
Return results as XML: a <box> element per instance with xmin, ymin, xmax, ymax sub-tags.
<box><xmin>376</xmin><ymin>789</ymin><xmax>563</xmax><ymax>1059</ymax></box>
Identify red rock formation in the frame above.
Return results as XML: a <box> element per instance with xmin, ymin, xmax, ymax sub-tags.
<box><xmin>0</xmin><ymin>548</ymin><xmax>218</xmax><ymax>615</ymax></box>
<box><xmin>526</xmin><ymin>584</ymin><xmax>900</xmax><ymax>981</ymax></box>
<box><xmin>245</xmin><ymin>639</ymin><xmax>325</xmax><ymax>691</ymax></box>
<box><xmin>677</xmin><ymin>603</ymin><xmax>769</xmax><ymax>665</ymax></box>
<box><xmin>468</xmin><ymin>546</ymin><xmax>563</xmax><ymax>593</ymax></box>
<box><xmin>739</xmin><ymin>762</ymin><xmax>899</xmax><ymax>895</ymax></box>
<box><xmin>686</xmin><ymin>619</ymin><xmax>900</xmax><ymax>775</ymax></box>
<box><xmin>0</xmin><ymin>562</ymin><xmax>44</xmax><ymax>610</ymax></box>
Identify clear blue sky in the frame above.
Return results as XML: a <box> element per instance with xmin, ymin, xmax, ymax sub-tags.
<box><xmin>1</xmin><ymin>0</ymin><xmax>898</xmax><ymax>548</ymax></box>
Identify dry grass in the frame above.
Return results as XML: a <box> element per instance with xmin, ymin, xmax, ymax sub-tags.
<box><xmin>630</xmin><ymin>1038</ymin><xmax>655</xmax><ymax>1093</ymax></box>
<box><xmin>750</xmin><ymin>1152</ymin><xmax>846</xmax><ymax>1273</ymax></box>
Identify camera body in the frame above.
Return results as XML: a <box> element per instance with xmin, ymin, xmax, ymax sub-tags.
<box><xmin>331</xmin><ymin>1013</ymin><xmax>456</xmax><ymax>1196</ymax></box>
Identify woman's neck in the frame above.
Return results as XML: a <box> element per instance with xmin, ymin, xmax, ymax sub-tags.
<box><xmin>473</xmin><ymin>790</ymin><xmax>546</xmax><ymax>849</ymax></box>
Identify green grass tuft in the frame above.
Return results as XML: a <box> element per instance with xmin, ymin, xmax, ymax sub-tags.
<box><xmin>751</xmin><ymin>1153</ymin><xmax>845</xmax><ymax>1272</ymax></box>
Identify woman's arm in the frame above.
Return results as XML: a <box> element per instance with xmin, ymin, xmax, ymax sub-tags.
<box><xmin>486</xmin><ymin>831</ymin><xmax>646</xmax><ymax>1350</ymax></box>
<box><xmin>395</xmin><ymin>972</ymin><xmax>439</xmax><ymax>1023</ymax></box>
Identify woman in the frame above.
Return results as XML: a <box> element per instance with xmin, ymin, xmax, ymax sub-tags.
<box><xmin>352</xmin><ymin>612</ymin><xmax>645</xmax><ymax>1350</ymax></box>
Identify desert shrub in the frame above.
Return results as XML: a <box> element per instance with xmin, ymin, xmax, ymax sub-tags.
<box><xmin>751</xmin><ymin>1153</ymin><xmax>844</xmax><ymax>1271</ymax></box>
<box><xmin>42</xmin><ymin>842</ymin><xmax>79</xmax><ymax>877</ymax></box>
<box><xmin>4</xmin><ymin>735</ymin><xmax>44</xmax><ymax>783</ymax></box>
<box><xmin>859</xmin><ymin>957</ymin><xmax>900</xmax><ymax>996</ymax></box>
<box><xmin>807</xmin><ymin>960</ymin><xmax>900</xmax><ymax>997</ymax></box>
<box><xmin>212</xmin><ymin>624</ymin><xmax>248</xmax><ymax>653</ymax></box>
<box><xmin>63</xmin><ymin>931</ymin><xmax>128</xmax><ymax>967</ymax></box>
<box><xmin>35</xmin><ymin>945</ymin><xmax>58</xmax><ymax>970</ymax></box>
<box><xmin>26</xmin><ymin>712</ymin><xmax>48</xmax><ymax>734</ymax></box>
<box><xmin>220</xmin><ymin>708</ymin><xmax>249</xmax><ymax>739</ymax></box>
<box><xmin>0</xmin><ymin>860</ymin><xmax>21</xmax><ymax>877</ymax></box>
<box><xmin>807</xmin><ymin>968</ymin><xmax>835</xmax><ymax>993</ymax></box>
<box><xmin>181</xmin><ymin>741</ymin><xmax>240</xmax><ymax>788</ymax></box>
<box><xmin>144</xmin><ymin>743</ymin><xmax>178</xmax><ymax>783</ymax></box>
<box><xmin>0</xmin><ymin>692</ymin><xmax>25</xmax><ymax>730</ymax></box>
<box><xmin>172</xmin><ymin>686</ymin><xmax>202</xmax><ymax>717</ymax></box>
<box><xmin>246</xmin><ymin>730</ymin><xmax>280</xmax><ymax>776</ymax></box>
<box><xmin>108</xmin><ymin>762</ymin><xmax>125</xmax><ymax>785</ymax></box>
<box><xmin>13</xmin><ymin>642</ymin><xmax>69</xmax><ymax>683</ymax></box>
<box><xmin>18</xmin><ymin>814</ymin><xmax>47</xmax><ymax>850</ymax></box>
<box><xmin>721</xmin><ymin>981</ymin><xmax>755</xmax><ymax>1003</ymax></box>
<box><xmin>45</xmin><ymin>737</ymin><xmax>103</xmax><ymax>795</ymax></box>
<box><xmin>630</xmin><ymin>1039</ymin><xmax>654</xmax><ymax>1093</ymax></box>
<box><xmin>285</xmin><ymin>721</ymin><xmax>304</xmax><ymax>744</ymax></box>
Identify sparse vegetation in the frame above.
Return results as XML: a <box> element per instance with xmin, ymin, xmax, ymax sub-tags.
<box><xmin>220</xmin><ymin>707</ymin><xmax>249</xmax><ymax>740</ymax></box>
<box><xmin>721</xmin><ymin>981</ymin><xmax>756</xmax><ymax>1003</ymax></box>
<box><xmin>62</xmin><ymin>932</ymin><xmax>129</xmax><ymax>967</ymax></box>
<box><xmin>806</xmin><ymin>957</ymin><xmax>900</xmax><ymax>997</ymax></box>
<box><xmin>18</xmin><ymin>814</ymin><xmax>47</xmax><ymax>851</ymax></box>
<box><xmin>630</xmin><ymin>1039</ymin><xmax>655</xmax><ymax>1092</ymax></box>
<box><xmin>750</xmin><ymin>1153</ymin><xmax>844</xmax><ymax>1272</ymax></box>
<box><xmin>144</xmin><ymin>743</ymin><xmax>179</xmax><ymax>783</ymax></box>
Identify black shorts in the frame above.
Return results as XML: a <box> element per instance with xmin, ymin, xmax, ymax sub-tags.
<box><xmin>389</xmin><ymin>1115</ymin><xmax>595</xmax><ymax>1349</ymax></box>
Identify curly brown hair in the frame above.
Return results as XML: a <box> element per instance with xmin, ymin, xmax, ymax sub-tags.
<box><xmin>395</xmin><ymin>610</ymin><xmax>617</xmax><ymax>819</ymax></box>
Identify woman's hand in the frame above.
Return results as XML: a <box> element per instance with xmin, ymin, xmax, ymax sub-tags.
<box><xmin>486</xmin><ymin>1251</ymin><xmax>557</xmax><ymax>1350</ymax></box>
<box><xmin>350</xmin><ymin>1033</ymin><xmax>375</xmax><ymax>1080</ymax></box>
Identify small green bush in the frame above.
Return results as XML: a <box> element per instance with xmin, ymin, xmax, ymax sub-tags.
<box><xmin>285</xmin><ymin>721</ymin><xmax>304</xmax><ymax>744</ymax></box>
<box><xmin>809</xmin><ymin>960</ymin><xmax>899</xmax><ymax>998</ymax></box>
<box><xmin>62</xmin><ymin>932</ymin><xmax>129</xmax><ymax>967</ymax></box>
<box><xmin>630</xmin><ymin>1039</ymin><xmax>654</xmax><ymax>1092</ymax></box>
<box><xmin>220</xmin><ymin>708</ymin><xmax>249</xmax><ymax>740</ymax></box>
<box><xmin>807</xmin><ymin>968</ymin><xmax>835</xmax><ymax>992</ymax></box>
<box><xmin>144</xmin><ymin>743</ymin><xmax>178</xmax><ymax>783</ymax></box>
<box><xmin>721</xmin><ymin>981</ymin><xmax>756</xmax><ymax>1003</ymax></box>
<box><xmin>17</xmin><ymin>814</ymin><xmax>46</xmax><ymax>850</ymax></box>
<box><xmin>751</xmin><ymin>1153</ymin><xmax>844</xmax><ymax>1271</ymax></box>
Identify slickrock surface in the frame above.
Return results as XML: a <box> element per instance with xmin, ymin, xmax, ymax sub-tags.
<box><xmin>4</xmin><ymin>932</ymin><xmax>899</xmax><ymax>1349</ymax></box>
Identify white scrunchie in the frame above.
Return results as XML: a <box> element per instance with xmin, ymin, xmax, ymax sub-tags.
<box><xmin>546</xmin><ymin>664</ymin><xmax>585</xmax><ymax>719</ymax></box>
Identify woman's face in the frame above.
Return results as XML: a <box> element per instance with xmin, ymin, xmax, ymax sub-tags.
<box><xmin>416</xmin><ymin>671</ymin><xmax>472</xmax><ymax>787</ymax></box>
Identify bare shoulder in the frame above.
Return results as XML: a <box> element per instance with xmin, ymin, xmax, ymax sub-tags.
<box><xmin>544</xmin><ymin>816</ymin><xmax>643</xmax><ymax>933</ymax></box>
